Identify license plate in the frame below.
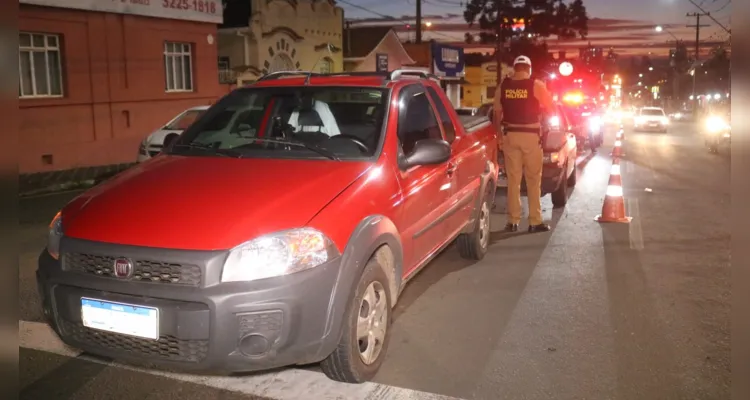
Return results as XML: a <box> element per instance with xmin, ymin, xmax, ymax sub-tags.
<box><xmin>81</xmin><ymin>298</ymin><xmax>159</xmax><ymax>340</ymax></box>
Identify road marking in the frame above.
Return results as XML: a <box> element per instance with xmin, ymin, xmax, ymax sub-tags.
<box><xmin>628</xmin><ymin>198</ymin><xmax>644</xmax><ymax>250</ymax></box>
<box><xmin>19</xmin><ymin>321</ymin><xmax>461</xmax><ymax>400</ymax></box>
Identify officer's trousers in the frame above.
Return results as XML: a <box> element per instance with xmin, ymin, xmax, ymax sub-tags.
<box><xmin>503</xmin><ymin>131</ymin><xmax>544</xmax><ymax>226</ymax></box>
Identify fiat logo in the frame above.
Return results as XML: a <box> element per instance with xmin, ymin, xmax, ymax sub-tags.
<box><xmin>113</xmin><ymin>258</ymin><xmax>133</xmax><ymax>278</ymax></box>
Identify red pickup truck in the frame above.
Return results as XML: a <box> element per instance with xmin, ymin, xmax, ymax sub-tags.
<box><xmin>37</xmin><ymin>70</ymin><xmax>498</xmax><ymax>383</ymax></box>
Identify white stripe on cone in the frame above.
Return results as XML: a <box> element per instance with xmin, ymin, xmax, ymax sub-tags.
<box><xmin>610</xmin><ymin>164</ymin><xmax>621</xmax><ymax>176</ymax></box>
<box><xmin>606</xmin><ymin>185</ymin><xmax>623</xmax><ymax>197</ymax></box>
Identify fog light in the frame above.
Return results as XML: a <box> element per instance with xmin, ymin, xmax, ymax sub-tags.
<box><xmin>239</xmin><ymin>334</ymin><xmax>271</xmax><ymax>357</ymax></box>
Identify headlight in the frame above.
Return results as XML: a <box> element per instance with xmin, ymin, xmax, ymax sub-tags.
<box><xmin>634</xmin><ymin>116</ymin><xmax>645</xmax><ymax>125</ymax></box>
<box><xmin>138</xmin><ymin>140</ymin><xmax>148</xmax><ymax>155</ymax></box>
<box><xmin>548</xmin><ymin>115</ymin><xmax>560</xmax><ymax>128</ymax></box>
<box><xmin>660</xmin><ymin>117</ymin><xmax>669</xmax><ymax>125</ymax></box>
<box><xmin>705</xmin><ymin>116</ymin><xmax>728</xmax><ymax>133</ymax></box>
<box><xmin>48</xmin><ymin>211</ymin><xmax>63</xmax><ymax>260</ymax></box>
<box><xmin>221</xmin><ymin>228</ymin><xmax>340</xmax><ymax>282</ymax></box>
<box><xmin>588</xmin><ymin>116</ymin><xmax>601</xmax><ymax>130</ymax></box>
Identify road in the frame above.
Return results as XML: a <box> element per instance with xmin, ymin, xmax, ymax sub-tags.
<box><xmin>19</xmin><ymin>121</ymin><xmax>731</xmax><ymax>400</ymax></box>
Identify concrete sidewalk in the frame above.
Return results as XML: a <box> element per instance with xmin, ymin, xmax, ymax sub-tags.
<box><xmin>19</xmin><ymin>163</ymin><xmax>134</xmax><ymax>197</ymax></box>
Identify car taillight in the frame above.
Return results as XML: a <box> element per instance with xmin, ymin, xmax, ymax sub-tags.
<box><xmin>543</xmin><ymin>152</ymin><xmax>560</xmax><ymax>164</ymax></box>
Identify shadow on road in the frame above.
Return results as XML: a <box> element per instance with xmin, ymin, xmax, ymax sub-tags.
<box><xmin>600</xmin><ymin>223</ymin><xmax>685</xmax><ymax>399</ymax></box>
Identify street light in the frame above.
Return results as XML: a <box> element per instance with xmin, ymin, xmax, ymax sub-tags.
<box><xmin>655</xmin><ymin>25</ymin><xmax>680</xmax><ymax>41</ymax></box>
<box><xmin>649</xmin><ymin>67</ymin><xmax>654</xmax><ymax>71</ymax></box>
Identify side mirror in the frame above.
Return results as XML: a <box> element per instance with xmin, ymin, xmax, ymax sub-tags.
<box><xmin>161</xmin><ymin>133</ymin><xmax>180</xmax><ymax>152</ymax></box>
<box><xmin>402</xmin><ymin>138</ymin><xmax>451</xmax><ymax>169</ymax></box>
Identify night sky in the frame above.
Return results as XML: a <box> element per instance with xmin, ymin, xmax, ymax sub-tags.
<box><xmin>338</xmin><ymin>0</ymin><xmax>731</xmax><ymax>57</ymax></box>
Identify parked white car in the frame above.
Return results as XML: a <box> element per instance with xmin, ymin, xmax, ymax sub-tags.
<box><xmin>137</xmin><ymin>105</ymin><xmax>210</xmax><ymax>162</ymax></box>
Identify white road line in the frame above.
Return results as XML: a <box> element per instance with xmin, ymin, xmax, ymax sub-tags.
<box><xmin>628</xmin><ymin>198</ymin><xmax>644</xmax><ymax>251</ymax></box>
<box><xmin>19</xmin><ymin>321</ymin><xmax>461</xmax><ymax>400</ymax></box>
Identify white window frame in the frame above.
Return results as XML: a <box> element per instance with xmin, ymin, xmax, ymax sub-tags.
<box><xmin>164</xmin><ymin>42</ymin><xmax>194</xmax><ymax>92</ymax></box>
<box><xmin>18</xmin><ymin>32</ymin><xmax>64</xmax><ymax>99</ymax></box>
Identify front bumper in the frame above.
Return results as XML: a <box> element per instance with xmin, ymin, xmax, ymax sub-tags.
<box><xmin>36</xmin><ymin>237</ymin><xmax>342</xmax><ymax>373</ymax></box>
<box><xmin>634</xmin><ymin>122</ymin><xmax>668</xmax><ymax>131</ymax></box>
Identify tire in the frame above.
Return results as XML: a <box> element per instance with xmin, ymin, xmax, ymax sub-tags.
<box><xmin>567</xmin><ymin>164</ymin><xmax>577</xmax><ymax>187</ymax></box>
<box><xmin>551</xmin><ymin>167</ymin><xmax>568</xmax><ymax>208</ymax></box>
<box><xmin>457</xmin><ymin>189</ymin><xmax>492</xmax><ymax>260</ymax></box>
<box><xmin>321</xmin><ymin>258</ymin><xmax>393</xmax><ymax>383</ymax></box>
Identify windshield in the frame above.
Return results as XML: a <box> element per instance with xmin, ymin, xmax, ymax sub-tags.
<box><xmin>171</xmin><ymin>87</ymin><xmax>388</xmax><ymax>160</ymax></box>
<box><xmin>165</xmin><ymin>109</ymin><xmax>206</xmax><ymax>131</ymax></box>
<box><xmin>641</xmin><ymin>108</ymin><xmax>665</xmax><ymax>116</ymax></box>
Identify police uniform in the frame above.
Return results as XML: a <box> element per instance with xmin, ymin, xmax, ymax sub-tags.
<box><xmin>495</xmin><ymin>56</ymin><xmax>554</xmax><ymax>233</ymax></box>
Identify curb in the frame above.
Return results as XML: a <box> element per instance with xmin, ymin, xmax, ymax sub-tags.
<box><xmin>19</xmin><ymin>179</ymin><xmax>98</xmax><ymax>198</ymax></box>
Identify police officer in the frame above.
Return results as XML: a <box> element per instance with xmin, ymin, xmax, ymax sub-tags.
<box><xmin>494</xmin><ymin>55</ymin><xmax>556</xmax><ymax>233</ymax></box>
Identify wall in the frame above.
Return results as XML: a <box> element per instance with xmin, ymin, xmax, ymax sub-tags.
<box><xmin>345</xmin><ymin>32</ymin><xmax>414</xmax><ymax>72</ymax></box>
<box><xmin>19</xmin><ymin>5</ymin><xmax>223</xmax><ymax>173</ymax></box>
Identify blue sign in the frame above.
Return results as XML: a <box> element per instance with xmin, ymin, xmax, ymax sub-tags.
<box><xmin>431</xmin><ymin>42</ymin><xmax>465</xmax><ymax>78</ymax></box>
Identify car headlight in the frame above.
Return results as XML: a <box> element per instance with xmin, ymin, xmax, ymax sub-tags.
<box><xmin>548</xmin><ymin>115</ymin><xmax>560</xmax><ymax>128</ymax></box>
<box><xmin>48</xmin><ymin>211</ymin><xmax>63</xmax><ymax>260</ymax></box>
<box><xmin>705</xmin><ymin>116</ymin><xmax>728</xmax><ymax>133</ymax></box>
<box><xmin>221</xmin><ymin>228</ymin><xmax>340</xmax><ymax>282</ymax></box>
<box><xmin>634</xmin><ymin>116</ymin><xmax>645</xmax><ymax>125</ymax></box>
<box><xmin>138</xmin><ymin>140</ymin><xmax>148</xmax><ymax>155</ymax></box>
<box><xmin>588</xmin><ymin>116</ymin><xmax>601</xmax><ymax>130</ymax></box>
<box><xmin>660</xmin><ymin>117</ymin><xmax>669</xmax><ymax>125</ymax></box>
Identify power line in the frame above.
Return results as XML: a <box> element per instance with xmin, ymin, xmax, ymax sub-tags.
<box><xmin>686</xmin><ymin>0</ymin><xmax>731</xmax><ymax>33</ymax></box>
<box><xmin>338</xmin><ymin>0</ymin><xmax>396</xmax><ymax>20</ymax></box>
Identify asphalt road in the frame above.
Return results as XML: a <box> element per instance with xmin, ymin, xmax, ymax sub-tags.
<box><xmin>18</xmin><ymin>121</ymin><xmax>730</xmax><ymax>400</ymax></box>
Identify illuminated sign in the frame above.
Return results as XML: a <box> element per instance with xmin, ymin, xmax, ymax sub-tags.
<box><xmin>20</xmin><ymin>0</ymin><xmax>223</xmax><ymax>24</ymax></box>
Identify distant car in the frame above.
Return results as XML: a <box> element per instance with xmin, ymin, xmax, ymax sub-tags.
<box><xmin>634</xmin><ymin>107</ymin><xmax>669</xmax><ymax>133</ymax></box>
<box><xmin>669</xmin><ymin>110</ymin><xmax>693</xmax><ymax>121</ymax></box>
<box><xmin>561</xmin><ymin>101</ymin><xmax>603</xmax><ymax>151</ymax></box>
<box><xmin>497</xmin><ymin>103</ymin><xmax>578</xmax><ymax>207</ymax></box>
<box><xmin>137</xmin><ymin>106</ymin><xmax>210</xmax><ymax>162</ymax></box>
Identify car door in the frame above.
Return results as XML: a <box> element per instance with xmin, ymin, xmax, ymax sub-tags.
<box><xmin>425</xmin><ymin>85</ymin><xmax>484</xmax><ymax>237</ymax></box>
<box><xmin>394</xmin><ymin>83</ymin><xmax>453</xmax><ymax>276</ymax></box>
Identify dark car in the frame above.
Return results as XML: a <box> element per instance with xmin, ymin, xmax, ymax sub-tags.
<box><xmin>496</xmin><ymin>103</ymin><xmax>578</xmax><ymax>207</ymax></box>
<box><xmin>36</xmin><ymin>70</ymin><xmax>499</xmax><ymax>384</ymax></box>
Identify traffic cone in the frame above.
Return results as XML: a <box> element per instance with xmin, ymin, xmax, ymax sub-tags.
<box><xmin>610</xmin><ymin>137</ymin><xmax>624</xmax><ymax>158</ymax></box>
<box><xmin>596</xmin><ymin>158</ymin><xmax>631</xmax><ymax>223</ymax></box>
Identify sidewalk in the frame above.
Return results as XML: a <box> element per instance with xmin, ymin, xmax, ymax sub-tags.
<box><xmin>19</xmin><ymin>163</ymin><xmax>134</xmax><ymax>197</ymax></box>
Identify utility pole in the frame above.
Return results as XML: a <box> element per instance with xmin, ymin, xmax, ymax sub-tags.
<box><xmin>686</xmin><ymin>12</ymin><xmax>709</xmax><ymax>60</ymax></box>
<box><xmin>415</xmin><ymin>0</ymin><xmax>422</xmax><ymax>44</ymax></box>
<box><xmin>686</xmin><ymin>12</ymin><xmax>709</xmax><ymax>101</ymax></box>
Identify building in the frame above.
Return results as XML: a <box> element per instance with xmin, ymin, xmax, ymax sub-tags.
<box><xmin>19</xmin><ymin>0</ymin><xmax>224</xmax><ymax>173</ymax></box>
<box><xmin>461</xmin><ymin>53</ymin><xmax>511</xmax><ymax>108</ymax></box>
<box><xmin>402</xmin><ymin>41</ymin><xmax>467</xmax><ymax>108</ymax></box>
<box><xmin>343</xmin><ymin>26</ymin><xmax>415</xmax><ymax>72</ymax></box>
<box><xmin>217</xmin><ymin>0</ymin><xmax>344</xmax><ymax>85</ymax></box>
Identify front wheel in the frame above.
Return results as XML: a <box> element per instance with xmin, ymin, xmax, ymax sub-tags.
<box><xmin>551</xmin><ymin>166</ymin><xmax>569</xmax><ymax>208</ymax></box>
<box><xmin>457</xmin><ymin>190</ymin><xmax>492</xmax><ymax>260</ymax></box>
<box><xmin>321</xmin><ymin>258</ymin><xmax>392</xmax><ymax>383</ymax></box>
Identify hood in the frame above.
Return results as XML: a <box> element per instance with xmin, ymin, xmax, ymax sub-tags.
<box><xmin>62</xmin><ymin>156</ymin><xmax>372</xmax><ymax>250</ymax></box>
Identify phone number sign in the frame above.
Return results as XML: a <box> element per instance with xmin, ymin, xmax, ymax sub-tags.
<box><xmin>21</xmin><ymin>0</ymin><xmax>223</xmax><ymax>24</ymax></box>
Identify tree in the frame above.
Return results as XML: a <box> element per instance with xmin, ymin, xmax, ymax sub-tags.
<box><xmin>463</xmin><ymin>0</ymin><xmax>589</xmax><ymax>82</ymax></box>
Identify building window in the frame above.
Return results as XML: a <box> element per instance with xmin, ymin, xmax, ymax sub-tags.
<box><xmin>164</xmin><ymin>42</ymin><xmax>193</xmax><ymax>92</ymax></box>
<box><xmin>319</xmin><ymin>57</ymin><xmax>333</xmax><ymax>73</ymax></box>
<box><xmin>18</xmin><ymin>32</ymin><xmax>63</xmax><ymax>98</ymax></box>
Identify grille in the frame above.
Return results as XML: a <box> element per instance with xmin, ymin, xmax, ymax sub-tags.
<box><xmin>64</xmin><ymin>253</ymin><xmax>202</xmax><ymax>286</ymax></box>
<box><xmin>60</xmin><ymin>319</ymin><xmax>208</xmax><ymax>363</ymax></box>
<box><xmin>237</xmin><ymin>310</ymin><xmax>283</xmax><ymax>337</ymax></box>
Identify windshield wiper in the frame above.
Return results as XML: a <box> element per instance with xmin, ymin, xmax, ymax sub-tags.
<box><xmin>248</xmin><ymin>138</ymin><xmax>341</xmax><ymax>161</ymax></box>
<box><xmin>171</xmin><ymin>143</ymin><xmax>244</xmax><ymax>158</ymax></box>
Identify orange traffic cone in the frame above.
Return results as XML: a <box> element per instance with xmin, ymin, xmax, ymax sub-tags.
<box><xmin>610</xmin><ymin>137</ymin><xmax>624</xmax><ymax>158</ymax></box>
<box><xmin>596</xmin><ymin>158</ymin><xmax>631</xmax><ymax>223</ymax></box>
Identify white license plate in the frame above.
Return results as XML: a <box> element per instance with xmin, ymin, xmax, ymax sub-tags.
<box><xmin>81</xmin><ymin>297</ymin><xmax>159</xmax><ymax>340</ymax></box>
